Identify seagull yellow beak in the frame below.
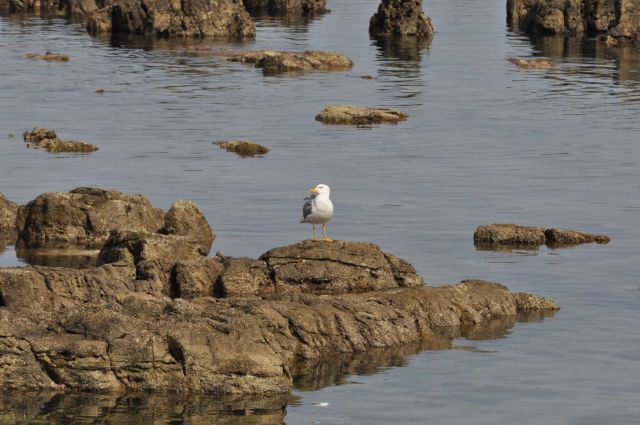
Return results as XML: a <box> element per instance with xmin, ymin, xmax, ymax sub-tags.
<box><xmin>308</xmin><ymin>188</ymin><xmax>318</xmax><ymax>193</ymax></box>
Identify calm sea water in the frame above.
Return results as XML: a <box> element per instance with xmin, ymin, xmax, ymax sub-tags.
<box><xmin>1</xmin><ymin>0</ymin><xmax>639</xmax><ymax>423</ymax></box>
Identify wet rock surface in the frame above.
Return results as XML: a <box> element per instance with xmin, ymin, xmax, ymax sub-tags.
<box><xmin>509</xmin><ymin>57</ymin><xmax>558</xmax><ymax>68</ymax></box>
<box><xmin>507</xmin><ymin>0</ymin><xmax>640</xmax><ymax>41</ymax></box>
<box><xmin>22</xmin><ymin>52</ymin><xmax>70</xmax><ymax>62</ymax></box>
<box><xmin>243</xmin><ymin>0</ymin><xmax>326</xmax><ymax>15</ymax></box>
<box><xmin>474</xmin><ymin>223</ymin><xmax>610</xmax><ymax>249</ymax></box>
<box><xmin>214</xmin><ymin>140</ymin><xmax>270</xmax><ymax>157</ymax></box>
<box><xmin>86</xmin><ymin>0</ymin><xmax>256</xmax><ymax>38</ymax></box>
<box><xmin>22</xmin><ymin>128</ymin><xmax>98</xmax><ymax>153</ymax></box>
<box><xmin>16</xmin><ymin>188</ymin><xmax>167</xmax><ymax>249</ymax></box>
<box><xmin>0</xmin><ymin>193</ymin><xmax>18</xmax><ymax>236</ymax></box>
<box><xmin>315</xmin><ymin>105</ymin><xmax>409</xmax><ymax>125</ymax></box>
<box><xmin>226</xmin><ymin>50</ymin><xmax>353</xmax><ymax>75</ymax></box>
<box><xmin>369</xmin><ymin>0</ymin><xmax>434</xmax><ymax>37</ymax></box>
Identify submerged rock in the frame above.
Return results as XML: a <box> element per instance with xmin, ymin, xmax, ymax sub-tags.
<box><xmin>86</xmin><ymin>0</ymin><xmax>256</xmax><ymax>38</ymax></box>
<box><xmin>507</xmin><ymin>0</ymin><xmax>640</xmax><ymax>41</ymax></box>
<box><xmin>226</xmin><ymin>50</ymin><xmax>353</xmax><ymax>75</ymax></box>
<box><xmin>22</xmin><ymin>128</ymin><xmax>98</xmax><ymax>153</ymax></box>
<box><xmin>213</xmin><ymin>140</ymin><xmax>270</xmax><ymax>157</ymax></box>
<box><xmin>0</xmin><ymin>193</ymin><xmax>18</xmax><ymax>236</ymax></box>
<box><xmin>509</xmin><ymin>57</ymin><xmax>558</xmax><ymax>69</ymax></box>
<box><xmin>22</xmin><ymin>52</ymin><xmax>70</xmax><ymax>62</ymax></box>
<box><xmin>369</xmin><ymin>0</ymin><xmax>433</xmax><ymax>37</ymax></box>
<box><xmin>16</xmin><ymin>188</ymin><xmax>166</xmax><ymax>249</ymax></box>
<box><xmin>243</xmin><ymin>0</ymin><xmax>326</xmax><ymax>15</ymax></box>
<box><xmin>315</xmin><ymin>105</ymin><xmax>408</xmax><ymax>125</ymax></box>
<box><xmin>474</xmin><ymin>223</ymin><xmax>610</xmax><ymax>249</ymax></box>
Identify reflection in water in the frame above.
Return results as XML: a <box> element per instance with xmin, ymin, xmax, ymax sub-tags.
<box><xmin>372</xmin><ymin>35</ymin><xmax>430</xmax><ymax>63</ymax></box>
<box><xmin>372</xmin><ymin>36</ymin><xmax>430</xmax><ymax>101</ymax></box>
<box><xmin>0</xmin><ymin>312</ymin><xmax>554</xmax><ymax>423</ymax></box>
<box><xmin>15</xmin><ymin>246</ymin><xmax>99</xmax><ymax>268</ymax></box>
<box><xmin>0</xmin><ymin>233</ymin><xmax>15</xmax><ymax>257</ymax></box>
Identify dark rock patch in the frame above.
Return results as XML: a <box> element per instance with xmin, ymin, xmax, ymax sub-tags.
<box><xmin>213</xmin><ymin>140</ymin><xmax>270</xmax><ymax>157</ymax></box>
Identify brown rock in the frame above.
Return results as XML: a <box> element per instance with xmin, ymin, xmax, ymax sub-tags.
<box><xmin>513</xmin><ymin>292</ymin><xmax>560</xmax><ymax>311</ymax></box>
<box><xmin>0</xmin><ymin>193</ymin><xmax>18</xmax><ymax>236</ymax></box>
<box><xmin>173</xmin><ymin>258</ymin><xmax>223</xmax><ymax>299</ymax></box>
<box><xmin>213</xmin><ymin>140</ymin><xmax>270</xmax><ymax>157</ymax></box>
<box><xmin>315</xmin><ymin>105</ymin><xmax>408</xmax><ymax>125</ymax></box>
<box><xmin>16</xmin><ymin>188</ymin><xmax>165</xmax><ymax>249</ymax></box>
<box><xmin>22</xmin><ymin>127</ymin><xmax>98</xmax><ymax>153</ymax></box>
<box><xmin>544</xmin><ymin>228</ymin><xmax>610</xmax><ymax>246</ymax></box>
<box><xmin>474</xmin><ymin>224</ymin><xmax>547</xmax><ymax>248</ymax></box>
<box><xmin>216</xmin><ymin>257</ymin><xmax>274</xmax><ymax>297</ymax></box>
<box><xmin>369</xmin><ymin>0</ymin><xmax>434</xmax><ymax>37</ymax></box>
<box><xmin>243</xmin><ymin>0</ymin><xmax>326</xmax><ymax>15</ymax></box>
<box><xmin>22</xmin><ymin>52</ymin><xmax>69</xmax><ymax>62</ymax></box>
<box><xmin>86</xmin><ymin>0</ymin><xmax>256</xmax><ymax>38</ymax></box>
<box><xmin>509</xmin><ymin>57</ymin><xmax>558</xmax><ymax>69</ymax></box>
<box><xmin>162</xmin><ymin>200</ymin><xmax>215</xmax><ymax>254</ymax></box>
<box><xmin>226</xmin><ymin>50</ymin><xmax>353</xmax><ymax>75</ymax></box>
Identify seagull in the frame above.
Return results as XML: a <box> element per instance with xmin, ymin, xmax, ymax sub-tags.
<box><xmin>300</xmin><ymin>184</ymin><xmax>334</xmax><ymax>241</ymax></box>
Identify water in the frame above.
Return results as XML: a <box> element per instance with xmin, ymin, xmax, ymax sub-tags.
<box><xmin>1</xmin><ymin>0</ymin><xmax>639</xmax><ymax>423</ymax></box>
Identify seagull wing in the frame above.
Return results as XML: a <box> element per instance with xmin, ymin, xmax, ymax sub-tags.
<box><xmin>301</xmin><ymin>199</ymin><xmax>314</xmax><ymax>222</ymax></box>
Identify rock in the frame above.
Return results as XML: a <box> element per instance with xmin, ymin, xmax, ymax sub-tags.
<box><xmin>173</xmin><ymin>258</ymin><xmax>223</xmax><ymax>299</ymax></box>
<box><xmin>474</xmin><ymin>223</ymin><xmax>611</xmax><ymax>249</ymax></box>
<box><xmin>0</xmin><ymin>0</ymin><xmax>100</xmax><ymax>17</ymax></box>
<box><xmin>509</xmin><ymin>57</ymin><xmax>558</xmax><ymax>69</ymax></box>
<box><xmin>315</xmin><ymin>105</ymin><xmax>408</xmax><ymax>125</ymax></box>
<box><xmin>226</xmin><ymin>50</ymin><xmax>353</xmax><ymax>75</ymax></box>
<box><xmin>507</xmin><ymin>0</ymin><xmax>640</xmax><ymax>41</ymax></box>
<box><xmin>0</xmin><ymin>258</ymin><xmax>559</xmax><ymax>394</ymax></box>
<box><xmin>369</xmin><ymin>0</ymin><xmax>433</xmax><ymax>37</ymax></box>
<box><xmin>95</xmin><ymin>88</ymin><xmax>107</xmax><ymax>94</ymax></box>
<box><xmin>213</xmin><ymin>140</ymin><xmax>270</xmax><ymax>157</ymax></box>
<box><xmin>22</xmin><ymin>127</ymin><xmax>98</xmax><ymax>153</ymax></box>
<box><xmin>243</xmin><ymin>0</ymin><xmax>326</xmax><ymax>15</ymax></box>
<box><xmin>216</xmin><ymin>256</ymin><xmax>274</xmax><ymax>297</ymax></box>
<box><xmin>0</xmin><ymin>193</ymin><xmax>18</xmax><ymax>236</ymax></box>
<box><xmin>16</xmin><ymin>188</ymin><xmax>165</xmax><ymax>249</ymax></box>
<box><xmin>544</xmin><ymin>228</ymin><xmax>610</xmax><ymax>246</ymax></box>
<box><xmin>22</xmin><ymin>52</ymin><xmax>69</xmax><ymax>62</ymax></box>
<box><xmin>162</xmin><ymin>200</ymin><xmax>215</xmax><ymax>253</ymax></box>
<box><xmin>513</xmin><ymin>291</ymin><xmax>560</xmax><ymax>311</ymax></box>
<box><xmin>86</xmin><ymin>0</ymin><xmax>256</xmax><ymax>38</ymax></box>
<box><xmin>360</xmin><ymin>74</ymin><xmax>376</xmax><ymax>79</ymax></box>
<box><xmin>474</xmin><ymin>224</ymin><xmax>547</xmax><ymax>248</ymax></box>
<box><xmin>260</xmin><ymin>240</ymin><xmax>424</xmax><ymax>294</ymax></box>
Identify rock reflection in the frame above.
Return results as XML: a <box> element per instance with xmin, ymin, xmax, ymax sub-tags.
<box><xmin>15</xmin><ymin>246</ymin><xmax>99</xmax><ymax>268</ymax></box>
<box><xmin>372</xmin><ymin>36</ymin><xmax>430</xmax><ymax>100</ymax></box>
<box><xmin>372</xmin><ymin>35</ymin><xmax>431</xmax><ymax>62</ymax></box>
<box><xmin>0</xmin><ymin>233</ymin><xmax>14</xmax><ymax>256</ymax></box>
<box><xmin>0</xmin><ymin>392</ymin><xmax>290</xmax><ymax>424</ymax></box>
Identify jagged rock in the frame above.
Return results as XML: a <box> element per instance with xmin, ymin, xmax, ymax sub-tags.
<box><xmin>22</xmin><ymin>52</ymin><xmax>70</xmax><ymax>62</ymax></box>
<box><xmin>226</xmin><ymin>50</ymin><xmax>353</xmax><ymax>75</ymax></box>
<box><xmin>16</xmin><ymin>188</ymin><xmax>165</xmax><ymax>249</ymax></box>
<box><xmin>242</xmin><ymin>0</ymin><xmax>326</xmax><ymax>15</ymax></box>
<box><xmin>162</xmin><ymin>200</ymin><xmax>215</xmax><ymax>253</ymax></box>
<box><xmin>173</xmin><ymin>258</ymin><xmax>223</xmax><ymax>299</ymax></box>
<box><xmin>509</xmin><ymin>57</ymin><xmax>558</xmax><ymax>68</ymax></box>
<box><xmin>544</xmin><ymin>228</ymin><xmax>610</xmax><ymax>246</ymax></box>
<box><xmin>22</xmin><ymin>128</ymin><xmax>98</xmax><ymax>153</ymax></box>
<box><xmin>0</xmin><ymin>0</ymin><xmax>99</xmax><ymax>16</ymax></box>
<box><xmin>369</xmin><ymin>0</ymin><xmax>434</xmax><ymax>37</ymax></box>
<box><xmin>474</xmin><ymin>223</ymin><xmax>611</xmax><ymax>249</ymax></box>
<box><xmin>260</xmin><ymin>240</ymin><xmax>423</xmax><ymax>294</ymax></box>
<box><xmin>213</xmin><ymin>140</ymin><xmax>270</xmax><ymax>157</ymax></box>
<box><xmin>86</xmin><ymin>0</ymin><xmax>256</xmax><ymax>38</ymax></box>
<box><xmin>0</xmin><ymin>193</ymin><xmax>18</xmax><ymax>236</ymax></box>
<box><xmin>513</xmin><ymin>291</ymin><xmax>559</xmax><ymax>311</ymax></box>
<box><xmin>507</xmin><ymin>0</ymin><xmax>640</xmax><ymax>41</ymax></box>
<box><xmin>315</xmin><ymin>105</ymin><xmax>408</xmax><ymax>125</ymax></box>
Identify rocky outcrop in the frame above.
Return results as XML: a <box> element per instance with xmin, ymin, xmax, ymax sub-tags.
<box><xmin>22</xmin><ymin>52</ymin><xmax>70</xmax><ymax>62</ymax></box>
<box><xmin>213</xmin><ymin>140</ymin><xmax>270</xmax><ymax>157</ymax></box>
<box><xmin>16</xmin><ymin>188</ymin><xmax>166</xmax><ymax>249</ymax></box>
<box><xmin>0</xmin><ymin>193</ymin><xmax>18</xmax><ymax>236</ymax></box>
<box><xmin>23</xmin><ymin>128</ymin><xmax>98</xmax><ymax>153</ymax></box>
<box><xmin>509</xmin><ymin>57</ymin><xmax>558</xmax><ymax>68</ymax></box>
<box><xmin>226</xmin><ymin>50</ymin><xmax>353</xmax><ymax>75</ymax></box>
<box><xmin>86</xmin><ymin>0</ymin><xmax>256</xmax><ymax>38</ymax></box>
<box><xmin>0</xmin><ymin>0</ymin><xmax>99</xmax><ymax>16</ymax></box>
<box><xmin>162</xmin><ymin>200</ymin><xmax>215</xmax><ymax>250</ymax></box>
<box><xmin>474</xmin><ymin>223</ymin><xmax>610</xmax><ymax>249</ymax></box>
<box><xmin>242</xmin><ymin>0</ymin><xmax>326</xmax><ymax>15</ymax></box>
<box><xmin>369</xmin><ymin>0</ymin><xmax>434</xmax><ymax>37</ymax></box>
<box><xmin>507</xmin><ymin>0</ymin><xmax>640</xmax><ymax>41</ymax></box>
<box><xmin>315</xmin><ymin>105</ymin><xmax>408</xmax><ymax>125</ymax></box>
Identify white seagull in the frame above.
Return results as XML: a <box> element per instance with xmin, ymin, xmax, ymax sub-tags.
<box><xmin>300</xmin><ymin>184</ymin><xmax>334</xmax><ymax>241</ymax></box>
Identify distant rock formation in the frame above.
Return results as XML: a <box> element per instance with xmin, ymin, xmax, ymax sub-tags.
<box><xmin>242</xmin><ymin>0</ymin><xmax>326</xmax><ymax>15</ymax></box>
<box><xmin>507</xmin><ymin>0</ymin><xmax>640</xmax><ymax>41</ymax></box>
<box><xmin>369</xmin><ymin>0</ymin><xmax>434</xmax><ymax>37</ymax></box>
<box><xmin>225</xmin><ymin>50</ymin><xmax>353</xmax><ymax>75</ymax></box>
<box><xmin>474</xmin><ymin>223</ymin><xmax>610</xmax><ymax>249</ymax></box>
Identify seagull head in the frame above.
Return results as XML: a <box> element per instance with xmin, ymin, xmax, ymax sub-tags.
<box><xmin>308</xmin><ymin>184</ymin><xmax>330</xmax><ymax>197</ymax></box>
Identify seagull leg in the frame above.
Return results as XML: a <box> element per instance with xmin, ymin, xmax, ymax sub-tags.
<box><xmin>312</xmin><ymin>224</ymin><xmax>317</xmax><ymax>240</ymax></box>
<box><xmin>322</xmin><ymin>224</ymin><xmax>333</xmax><ymax>242</ymax></box>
